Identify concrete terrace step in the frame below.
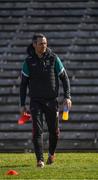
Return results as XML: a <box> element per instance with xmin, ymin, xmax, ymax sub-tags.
<box><xmin>1</xmin><ymin>78</ymin><xmax>98</xmax><ymax>87</ymax></box>
<box><xmin>0</xmin><ymin>2</ymin><xmax>98</xmax><ymax>9</ymax></box>
<box><xmin>0</xmin><ymin>95</ymin><xmax>98</xmax><ymax>106</ymax></box>
<box><xmin>1</xmin><ymin>31</ymin><xmax>98</xmax><ymax>39</ymax></box>
<box><xmin>0</xmin><ymin>9</ymin><xmax>98</xmax><ymax>17</ymax></box>
<box><xmin>1</xmin><ymin>38</ymin><xmax>98</xmax><ymax>47</ymax></box>
<box><xmin>1</xmin><ymin>46</ymin><xmax>98</xmax><ymax>54</ymax></box>
<box><xmin>0</xmin><ymin>16</ymin><xmax>98</xmax><ymax>24</ymax></box>
<box><xmin>0</xmin><ymin>86</ymin><xmax>98</xmax><ymax>96</ymax></box>
<box><xmin>1</xmin><ymin>24</ymin><xmax>98</xmax><ymax>32</ymax></box>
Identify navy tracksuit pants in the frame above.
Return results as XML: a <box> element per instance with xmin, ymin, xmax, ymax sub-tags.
<box><xmin>30</xmin><ymin>98</ymin><xmax>59</xmax><ymax>161</ymax></box>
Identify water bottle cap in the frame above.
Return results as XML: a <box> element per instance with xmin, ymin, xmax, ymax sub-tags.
<box><xmin>64</xmin><ymin>106</ymin><xmax>68</xmax><ymax>111</ymax></box>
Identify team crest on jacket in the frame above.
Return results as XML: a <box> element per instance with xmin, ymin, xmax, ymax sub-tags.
<box><xmin>31</xmin><ymin>63</ymin><xmax>36</xmax><ymax>66</ymax></box>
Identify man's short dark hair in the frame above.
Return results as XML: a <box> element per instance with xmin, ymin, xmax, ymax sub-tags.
<box><xmin>32</xmin><ymin>33</ymin><xmax>46</xmax><ymax>43</ymax></box>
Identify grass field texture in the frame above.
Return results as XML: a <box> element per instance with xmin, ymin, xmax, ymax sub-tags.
<box><xmin>0</xmin><ymin>153</ymin><xmax>98</xmax><ymax>179</ymax></box>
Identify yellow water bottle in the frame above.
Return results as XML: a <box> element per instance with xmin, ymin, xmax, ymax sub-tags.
<box><xmin>62</xmin><ymin>106</ymin><xmax>69</xmax><ymax>121</ymax></box>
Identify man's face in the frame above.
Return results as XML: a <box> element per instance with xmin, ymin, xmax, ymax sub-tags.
<box><xmin>34</xmin><ymin>37</ymin><xmax>47</xmax><ymax>55</ymax></box>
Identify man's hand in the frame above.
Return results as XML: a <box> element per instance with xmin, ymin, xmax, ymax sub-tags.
<box><xmin>63</xmin><ymin>98</ymin><xmax>72</xmax><ymax>110</ymax></box>
<box><xmin>20</xmin><ymin>106</ymin><xmax>26</xmax><ymax>116</ymax></box>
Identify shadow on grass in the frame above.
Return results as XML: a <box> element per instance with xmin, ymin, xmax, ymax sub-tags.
<box><xmin>0</xmin><ymin>164</ymin><xmax>30</xmax><ymax>168</ymax></box>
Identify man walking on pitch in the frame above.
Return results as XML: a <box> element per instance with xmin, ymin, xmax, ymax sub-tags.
<box><xmin>20</xmin><ymin>33</ymin><xmax>72</xmax><ymax>168</ymax></box>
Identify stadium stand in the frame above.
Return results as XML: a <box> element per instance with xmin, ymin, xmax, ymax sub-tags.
<box><xmin>0</xmin><ymin>0</ymin><xmax>98</xmax><ymax>152</ymax></box>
